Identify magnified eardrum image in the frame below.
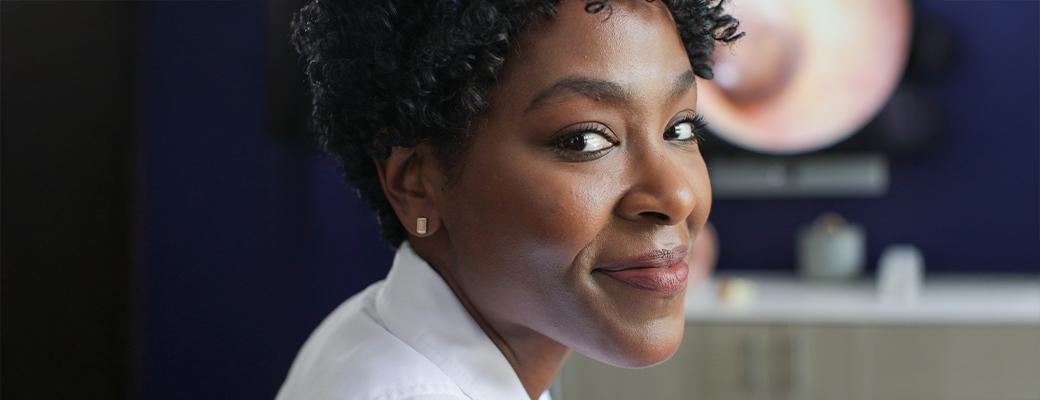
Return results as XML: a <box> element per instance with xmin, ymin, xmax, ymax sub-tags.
<box><xmin>697</xmin><ymin>0</ymin><xmax>911</xmax><ymax>155</ymax></box>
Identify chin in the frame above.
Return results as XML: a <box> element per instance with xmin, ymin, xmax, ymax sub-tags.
<box><xmin>579</xmin><ymin>311</ymin><xmax>686</xmax><ymax>369</ymax></box>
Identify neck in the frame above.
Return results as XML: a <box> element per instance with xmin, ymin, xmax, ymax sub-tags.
<box><xmin>411</xmin><ymin>237</ymin><xmax>571</xmax><ymax>400</ymax></box>
<box><xmin>485</xmin><ymin>322</ymin><xmax>572</xmax><ymax>399</ymax></box>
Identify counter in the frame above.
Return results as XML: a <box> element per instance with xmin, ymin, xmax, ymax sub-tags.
<box><xmin>684</xmin><ymin>273</ymin><xmax>1040</xmax><ymax>325</ymax></box>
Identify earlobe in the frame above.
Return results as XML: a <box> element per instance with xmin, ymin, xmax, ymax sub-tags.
<box><xmin>372</xmin><ymin>143</ymin><xmax>443</xmax><ymax>238</ymax></box>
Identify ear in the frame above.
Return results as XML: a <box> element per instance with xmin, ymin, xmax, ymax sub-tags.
<box><xmin>373</xmin><ymin>142</ymin><xmax>445</xmax><ymax>238</ymax></box>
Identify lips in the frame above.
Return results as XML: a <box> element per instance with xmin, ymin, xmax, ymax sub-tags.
<box><xmin>595</xmin><ymin>247</ymin><xmax>690</xmax><ymax>296</ymax></box>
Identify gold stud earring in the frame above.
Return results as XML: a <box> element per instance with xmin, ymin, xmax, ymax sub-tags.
<box><xmin>416</xmin><ymin>217</ymin><xmax>428</xmax><ymax>235</ymax></box>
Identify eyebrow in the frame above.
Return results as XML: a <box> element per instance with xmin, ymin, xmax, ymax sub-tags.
<box><xmin>667</xmin><ymin>70</ymin><xmax>699</xmax><ymax>104</ymax></box>
<box><xmin>524</xmin><ymin>69</ymin><xmax>698</xmax><ymax>114</ymax></box>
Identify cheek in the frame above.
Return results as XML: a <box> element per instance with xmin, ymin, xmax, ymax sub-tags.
<box><xmin>443</xmin><ymin>151</ymin><xmax>622</xmax><ymax>311</ymax></box>
<box><xmin>450</xmin><ymin>147</ymin><xmax>621</xmax><ymax>250</ymax></box>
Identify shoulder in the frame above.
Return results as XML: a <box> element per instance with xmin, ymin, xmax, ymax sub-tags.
<box><xmin>275</xmin><ymin>283</ymin><xmax>469</xmax><ymax>400</ymax></box>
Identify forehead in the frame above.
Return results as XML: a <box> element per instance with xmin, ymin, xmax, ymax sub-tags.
<box><xmin>489</xmin><ymin>0</ymin><xmax>692</xmax><ymax>110</ymax></box>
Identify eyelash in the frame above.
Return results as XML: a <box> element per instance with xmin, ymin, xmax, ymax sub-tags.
<box><xmin>551</xmin><ymin>115</ymin><xmax>708</xmax><ymax>159</ymax></box>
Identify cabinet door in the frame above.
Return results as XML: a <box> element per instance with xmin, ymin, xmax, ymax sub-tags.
<box><xmin>868</xmin><ymin>325</ymin><xmax>1040</xmax><ymax>400</ymax></box>
<box><xmin>685</xmin><ymin>324</ymin><xmax>773</xmax><ymax>400</ymax></box>
<box><xmin>777</xmin><ymin>326</ymin><xmax>872</xmax><ymax>400</ymax></box>
<box><xmin>558</xmin><ymin>324</ymin><xmax>772</xmax><ymax>400</ymax></box>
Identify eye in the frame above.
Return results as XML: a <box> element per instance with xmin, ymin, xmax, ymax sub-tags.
<box><xmin>664</xmin><ymin>115</ymin><xmax>707</xmax><ymax>142</ymax></box>
<box><xmin>668</xmin><ymin>122</ymin><xmax>696</xmax><ymax>140</ymax></box>
<box><xmin>550</xmin><ymin>122</ymin><xmax>618</xmax><ymax>160</ymax></box>
<box><xmin>559</xmin><ymin>132</ymin><xmax>614</xmax><ymax>152</ymax></box>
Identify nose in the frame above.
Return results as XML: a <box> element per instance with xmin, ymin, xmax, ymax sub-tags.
<box><xmin>615</xmin><ymin>147</ymin><xmax>699</xmax><ymax>226</ymax></box>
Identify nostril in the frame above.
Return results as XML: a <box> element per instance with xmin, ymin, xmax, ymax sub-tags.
<box><xmin>639</xmin><ymin>211</ymin><xmax>672</xmax><ymax>224</ymax></box>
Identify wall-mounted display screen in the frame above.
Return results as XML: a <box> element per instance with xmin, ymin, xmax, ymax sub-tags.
<box><xmin>697</xmin><ymin>0</ymin><xmax>912</xmax><ymax>155</ymax></box>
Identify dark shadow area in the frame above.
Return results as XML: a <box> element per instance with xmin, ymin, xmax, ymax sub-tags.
<box><xmin>2</xmin><ymin>2</ymin><xmax>139</xmax><ymax>399</ymax></box>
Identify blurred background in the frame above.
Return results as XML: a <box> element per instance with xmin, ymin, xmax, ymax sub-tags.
<box><xmin>2</xmin><ymin>1</ymin><xmax>1037</xmax><ymax>399</ymax></box>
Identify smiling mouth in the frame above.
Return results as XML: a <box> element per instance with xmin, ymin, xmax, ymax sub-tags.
<box><xmin>595</xmin><ymin>247</ymin><xmax>690</xmax><ymax>296</ymax></box>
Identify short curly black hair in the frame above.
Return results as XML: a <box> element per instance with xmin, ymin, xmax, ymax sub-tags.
<box><xmin>292</xmin><ymin>0</ymin><xmax>742</xmax><ymax>247</ymax></box>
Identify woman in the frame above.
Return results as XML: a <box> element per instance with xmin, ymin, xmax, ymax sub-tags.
<box><xmin>277</xmin><ymin>0</ymin><xmax>740</xmax><ymax>399</ymax></box>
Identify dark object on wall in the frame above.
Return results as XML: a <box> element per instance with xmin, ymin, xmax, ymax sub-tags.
<box><xmin>1</xmin><ymin>3</ymin><xmax>139</xmax><ymax>399</ymax></box>
<box><xmin>863</xmin><ymin>83</ymin><xmax>948</xmax><ymax>157</ymax></box>
<box><xmin>852</xmin><ymin>8</ymin><xmax>957</xmax><ymax>157</ymax></box>
<box><xmin>905</xmin><ymin>8</ymin><xmax>959</xmax><ymax>82</ymax></box>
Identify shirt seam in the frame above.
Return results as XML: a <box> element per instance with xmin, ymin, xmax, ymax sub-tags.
<box><xmin>366</xmin><ymin>382</ymin><xmax>467</xmax><ymax>400</ymax></box>
<box><xmin>416</xmin><ymin>333</ymin><xmax>485</xmax><ymax>398</ymax></box>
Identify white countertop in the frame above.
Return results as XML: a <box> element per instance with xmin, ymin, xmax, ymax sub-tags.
<box><xmin>684</xmin><ymin>273</ymin><xmax>1040</xmax><ymax>325</ymax></box>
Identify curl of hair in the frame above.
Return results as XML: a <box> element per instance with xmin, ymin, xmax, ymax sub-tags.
<box><xmin>292</xmin><ymin>0</ymin><xmax>742</xmax><ymax>247</ymax></box>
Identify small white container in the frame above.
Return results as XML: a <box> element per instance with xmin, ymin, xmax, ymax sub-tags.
<box><xmin>877</xmin><ymin>244</ymin><xmax>925</xmax><ymax>304</ymax></box>
<box><xmin>797</xmin><ymin>213</ymin><xmax>866</xmax><ymax>280</ymax></box>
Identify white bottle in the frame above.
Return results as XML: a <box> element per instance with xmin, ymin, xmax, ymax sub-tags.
<box><xmin>877</xmin><ymin>244</ymin><xmax>925</xmax><ymax>304</ymax></box>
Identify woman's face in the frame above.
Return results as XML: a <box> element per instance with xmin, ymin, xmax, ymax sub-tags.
<box><xmin>436</xmin><ymin>0</ymin><xmax>711</xmax><ymax>367</ymax></box>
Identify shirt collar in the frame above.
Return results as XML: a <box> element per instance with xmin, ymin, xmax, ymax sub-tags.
<box><xmin>374</xmin><ymin>241</ymin><xmax>531</xmax><ymax>400</ymax></box>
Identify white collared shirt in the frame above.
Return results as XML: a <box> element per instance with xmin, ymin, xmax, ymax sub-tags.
<box><xmin>276</xmin><ymin>242</ymin><xmax>551</xmax><ymax>400</ymax></box>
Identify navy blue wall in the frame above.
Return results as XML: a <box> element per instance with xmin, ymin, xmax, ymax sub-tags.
<box><xmin>136</xmin><ymin>1</ymin><xmax>1038</xmax><ymax>399</ymax></box>
<box><xmin>137</xmin><ymin>3</ymin><xmax>392</xmax><ymax>399</ymax></box>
